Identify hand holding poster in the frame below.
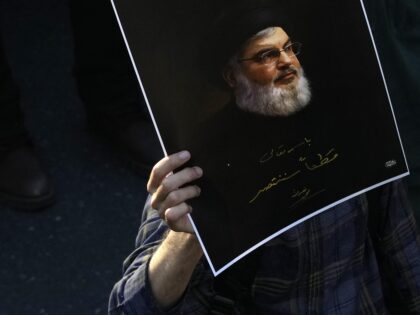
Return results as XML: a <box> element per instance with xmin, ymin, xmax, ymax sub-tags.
<box><xmin>111</xmin><ymin>0</ymin><xmax>408</xmax><ymax>275</ymax></box>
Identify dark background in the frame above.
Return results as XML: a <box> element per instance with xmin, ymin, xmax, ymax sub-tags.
<box><xmin>114</xmin><ymin>0</ymin><xmax>231</xmax><ymax>153</ymax></box>
<box><xmin>0</xmin><ymin>0</ymin><xmax>419</xmax><ymax>313</ymax></box>
<box><xmin>0</xmin><ymin>1</ymin><xmax>147</xmax><ymax>314</ymax></box>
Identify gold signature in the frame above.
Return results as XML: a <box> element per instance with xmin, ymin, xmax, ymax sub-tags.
<box><xmin>290</xmin><ymin>187</ymin><xmax>326</xmax><ymax>208</ymax></box>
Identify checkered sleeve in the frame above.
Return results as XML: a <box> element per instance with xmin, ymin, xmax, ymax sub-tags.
<box><xmin>373</xmin><ymin>180</ymin><xmax>420</xmax><ymax>313</ymax></box>
<box><xmin>108</xmin><ymin>195</ymin><xmax>170</xmax><ymax>315</ymax></box>
<box><xmin>108</xmin><ymin>195</ymin><xmax>214</xmax><ymax>315</ymax></box>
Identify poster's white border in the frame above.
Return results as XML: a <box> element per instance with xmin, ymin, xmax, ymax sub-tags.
<box><xmin>359</xmin><ymin>0</ymin><xmax>409</xmax><ymax>170</ymax></box>
<box><xmin>111</xmin><ymin>0</ymin><xmax>410</xmax><ymax>277</ymax></box>
<box><xmin>110</xmin><ymin>0</ymin><xmax>167</xmax><ymax>158</ymax></box>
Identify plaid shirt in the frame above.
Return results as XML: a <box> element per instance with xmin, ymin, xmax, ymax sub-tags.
<box><xmin>109</xmin><ymin>180</ymin><xmax>420</xmax><ymax>314</ymax></box>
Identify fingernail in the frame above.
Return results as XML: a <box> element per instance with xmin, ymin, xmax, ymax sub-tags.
<box><xmin>178</xmin><ymin>151</ymin><xmax>190</xmax><ymax>160</ymax></box>
<box><xmin>196</xmin><ymin>186</ymin><xmax>201</xmax><ymax>195</ymax></box>
<box><xmin>194</xmin><ymin>166</ymin><xmax>203</xmax><ymax>176</ymax></box>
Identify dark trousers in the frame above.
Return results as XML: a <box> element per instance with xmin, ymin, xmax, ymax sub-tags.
<box><xmin>0</xmin><ymin>0</ymin><xmax>146</xmax><ymax>143</ymax></box>
<box><xmin>70</xmin><ymin>0</ymin><xmax>147</xmax><ymax>126</ymax></box>
<box><xmin>0</xmin><ymin>32</ymin><xmax>25</xmax><ymax>141</ymax></box>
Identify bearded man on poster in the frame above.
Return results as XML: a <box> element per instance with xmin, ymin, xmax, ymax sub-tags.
<box><xmin>108</xmin><ymin>6</ymin><xmax>420</xmax><ymax>315</ymax></box>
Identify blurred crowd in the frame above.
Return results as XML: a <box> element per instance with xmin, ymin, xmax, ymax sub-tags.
<box><xmin>0</xmin><ymin>0</ymin><xmax>161</xmax><ymax>211</ymax></box>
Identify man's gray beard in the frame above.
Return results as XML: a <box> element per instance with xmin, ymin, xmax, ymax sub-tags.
<box><xmin>234</xmin><ymin>68</ymin><xmax>312</xmax><ymax>117</ymax></box>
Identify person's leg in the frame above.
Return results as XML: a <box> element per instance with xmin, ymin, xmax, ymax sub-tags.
<box><xmin>0</xmin><ymin>34</ymin><xmax>54</xmax><ymax>211</ymax></box>
<box><xmin>70</xmin><ymin>0</ymin><xmax>162</xmax><ymax>174</ymax></box>
<box><xmin>0</xmin><ymin>33</ymin><xmax>25</xmax><ymax>142</ymax></box>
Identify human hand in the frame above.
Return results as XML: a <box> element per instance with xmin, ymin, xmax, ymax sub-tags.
<box><xmin>147</xmin><ymin>151</ymin><xmax>202</xmax><ymax>233</ymax></box>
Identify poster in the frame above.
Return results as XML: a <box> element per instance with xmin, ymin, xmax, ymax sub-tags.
<box><xmin>111</xmin><ymin>0</ymin><xmax>409</xmax><ymax>275</ymax></box>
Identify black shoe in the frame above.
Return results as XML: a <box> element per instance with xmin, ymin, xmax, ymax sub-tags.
<box><xmin>88</xmin><ymin>116</ymin><xmax>163</xmax><ymax>175</ymax></box>
<box><xmin>0</xmin><ymin>141</ymin><xmax>55</xmax><ymax>211</ymax></box>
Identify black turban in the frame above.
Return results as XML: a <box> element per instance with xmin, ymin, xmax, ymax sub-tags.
<box><xmin>201</xmin><ymin>2</ymin><xmax>298</xmax><ymax>88</ymax></box>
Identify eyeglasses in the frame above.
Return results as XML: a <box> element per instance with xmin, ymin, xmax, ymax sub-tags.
<box><xmin>238</xmin><ymin>42</ymin><xmax>302</xmax><ymax>65</ymax></box>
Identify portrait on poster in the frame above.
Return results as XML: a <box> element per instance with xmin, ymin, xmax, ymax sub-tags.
<box><xmin>112</xmin><ymin>0</ymin><xmax>408</xmax><ymax>275</ymax></box>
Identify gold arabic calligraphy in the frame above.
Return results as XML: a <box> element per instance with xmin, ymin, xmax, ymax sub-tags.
<box><xmin>299</xmin><ymin>148</ymin><xmax>339</xmax><ymax>171</ymax></box>
<box><xmin>260</xmin><ymin>137</ymin><xmax>312</xmax><ymax>163</ymax></box>
<box><xmin>249</xmin><ymin>170</ymin><xmax>301</xmax><ymax>203</ymax></box>
<box><xmin>249</xmin><ymin>147</ymin><xmax>339</xmax><ymax>204</ymax></box>
<box><xmin>290</xmin><ymin>187</ymin><xmax>326</xmax><ymax>208</ymax></box>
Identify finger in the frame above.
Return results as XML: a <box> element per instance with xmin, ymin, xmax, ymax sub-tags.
<box><xmin>164</xmin><ymin>203</ymin><xmax>192</xmax><ymax>222</ymax></box>
<box><xmin>147</xmin><ymin>151</ymin><xmax>191</xmax><ymax>193</ymax></box>
<box><xmin>157</xmin><ymin>185</ymin><xmax>201</xmax><ymax>216</ymax></box>
<box><xmin>151</xmin><ymin>166</ymin><xmax>203</xmax><ymax>208</ymax></box>
<box><xmin>165</xmin><ymin>204</ymin><xmax>195</xmax><ymax>234</ymax></box>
